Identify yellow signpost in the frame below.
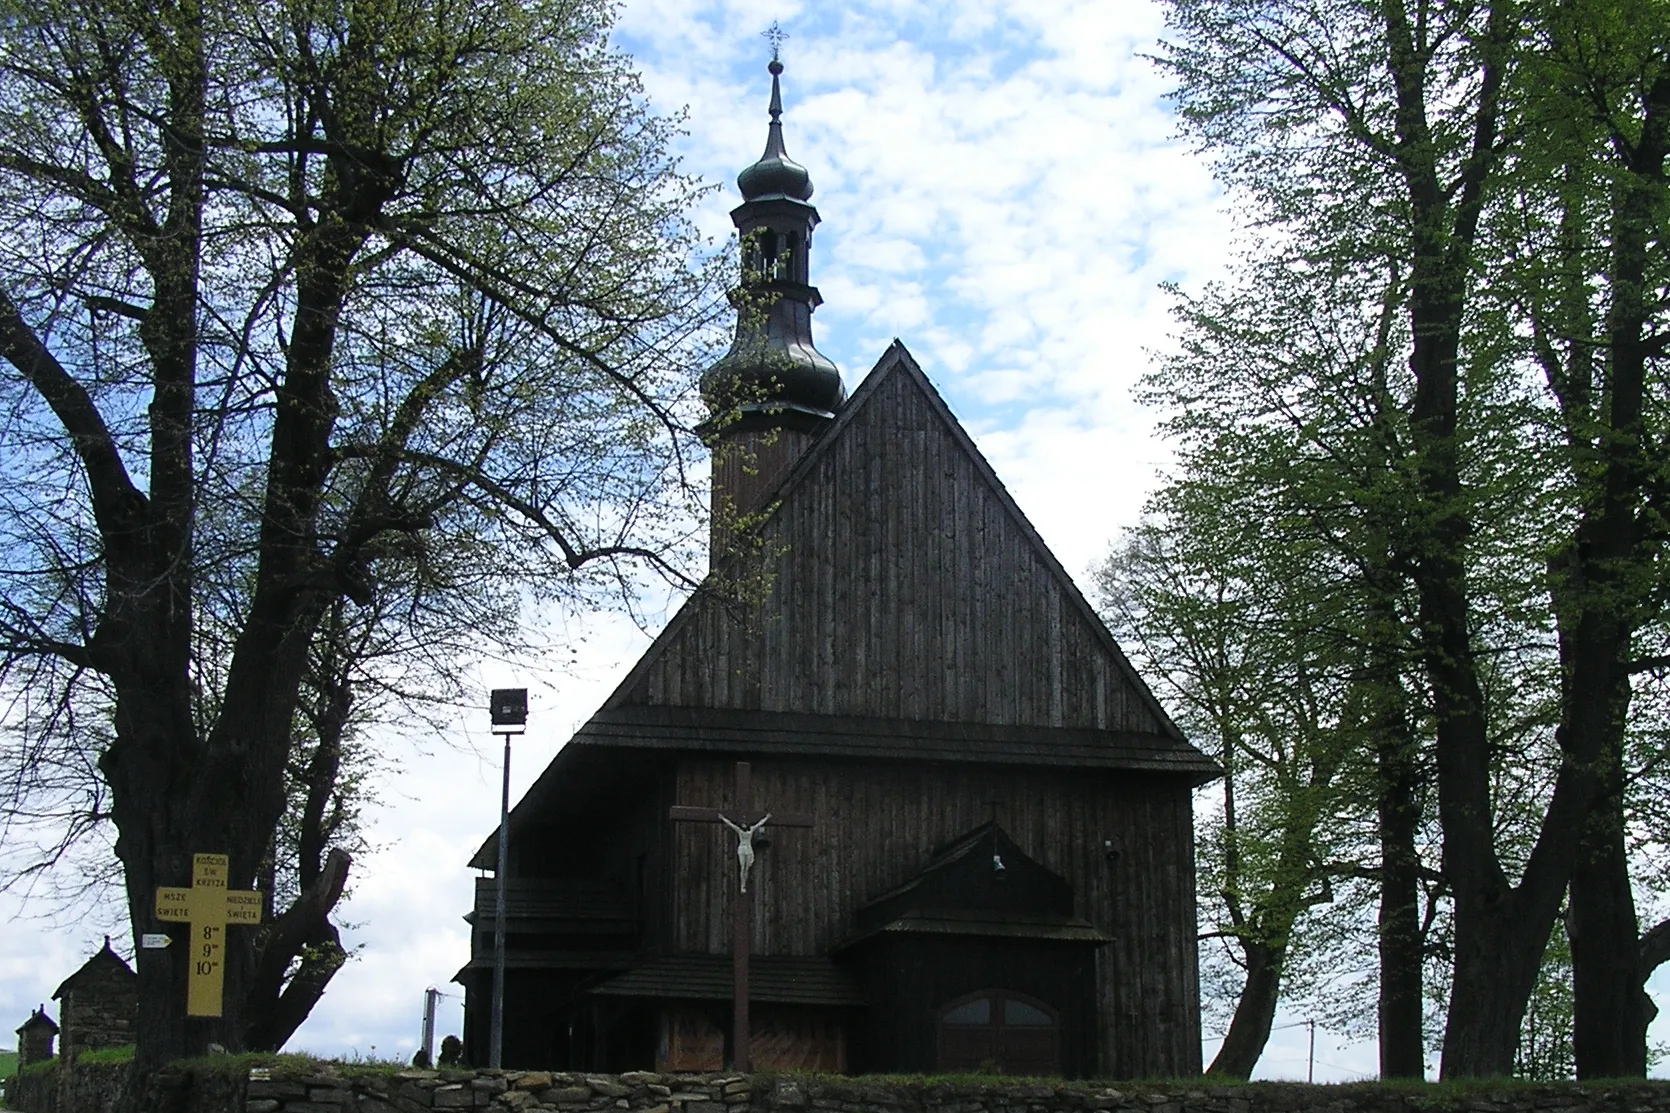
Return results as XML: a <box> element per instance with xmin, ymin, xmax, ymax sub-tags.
<box><xmin>153</xmin><ymin>853</ymin><xmax>263</xmax><ymax>1017</ymax></box>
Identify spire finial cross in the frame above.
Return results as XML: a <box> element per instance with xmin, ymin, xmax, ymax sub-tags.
<box><xmin>762</xmin><ymin>21</ymin><xmax>789</xmax><ymax>62</ymax></box>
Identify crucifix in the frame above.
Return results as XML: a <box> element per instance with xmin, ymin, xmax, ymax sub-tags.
<box><xmin>669</xmin><ymin>761</ymin><xmax>813</xmax><ymax>1071</ymax></box>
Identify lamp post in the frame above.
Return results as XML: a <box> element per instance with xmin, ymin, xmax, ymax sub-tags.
<box><xmin>488</xmin><ymin>687</ymin><xmax>527</xmax><ymax>1069</ymax></box>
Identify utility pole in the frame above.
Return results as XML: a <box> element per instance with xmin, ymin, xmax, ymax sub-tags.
<box><xmin>1307</xmin><ymin>1018</ymin><xmax>1316</xmax><ymax>1083</ymax></box>
<box><xmin>420</xmin><ymin>986</ymin><xmax>439</xmax><ymax>1066</ymax></box>
<box><xmin>488</xmin><ymin>688</ymin><xmax>528</xmax><ymax>1069</ymax></box>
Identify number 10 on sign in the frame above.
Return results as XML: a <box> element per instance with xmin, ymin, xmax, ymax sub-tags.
<box><xmin>153</xmin><ymin>854</ymin><xmax>263</xmax><ymax>1017</ymax></box>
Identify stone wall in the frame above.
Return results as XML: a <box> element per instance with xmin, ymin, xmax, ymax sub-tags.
<box><xmin>240</xmin><ymin>1069</ymin><xmax>1670</xmax><ymax>1113</ymax></box>
<box><xmin>6</xmin><ymin>1062</ymin><xmax>58</xmax><ymax>1113</ymax></box>
<box><xmin>4</xmin><ymin>1056</ymin><xmax>134</xmax><ymax>1113</ymax></box>
<box><xmin>10</xmin><ymin>1064</ymin><xmax>1670</xmax><ymax>1113</ymax></box>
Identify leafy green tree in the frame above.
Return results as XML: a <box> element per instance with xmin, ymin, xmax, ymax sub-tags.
<box><xmin>1483</xmin><ymin>0</ymin><xmax>1670</xmax><ymax>1073</ymax></box>
<box><xmin>1101</xmin><ymin>252</ymin><xmax>1449</xmax><ymax>1077</ymax></box>
<box><xmin>0</xmin><ymin>0</ymin><xmax>713</xmax><ymax>1071</ymax></box>
<box><xmin>1101</xmin><ymin>492</ymin><xmax>1358</xmax><ymax>1078</ymax></box>
<box><xmin>1155</xmin><ymin>0</ymin><xmax>1670</xmax><ymax>1075</ymax></box>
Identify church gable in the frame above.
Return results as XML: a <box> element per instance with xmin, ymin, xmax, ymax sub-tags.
<box><xmin>608</xmin><ymin>343</ymin><xmax>1180</xmax><ymax>740</ymax></box>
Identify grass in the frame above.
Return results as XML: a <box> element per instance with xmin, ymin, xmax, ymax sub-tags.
<box><xmin>0</xmin><ymin>1048</ymin><xmax>414</xmax><ymax>1084</ymax></box>
<box><xmin>157</xmin><ymin>1051</ymin><xmax>417</xmax><ymax>1079</ymax></box>
<box><xmin>751</xmin><ymin>1069</ymin><xmax>1670</xmax><ymax>1091</ymax></box>
<box><xmin>0</xmin><ymin>1051</ymin><xmax>16</xmax><ymax>1081</ymax></box>
<box><xmin>76</xmin><ymin>1046</ymin><xmax>135</xmax><ymax>1067</ymax></box>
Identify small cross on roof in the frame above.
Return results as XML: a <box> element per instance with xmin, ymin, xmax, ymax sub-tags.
<box><xmin>762</xmin><ymin>21</ymin><xmax>789</xmax><ymax>62</ymax></box>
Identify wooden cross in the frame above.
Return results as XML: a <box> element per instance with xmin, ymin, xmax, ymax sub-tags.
<box><xmin>669</xmin><ymin>761</ymin><xmax>813</xmax><ymax>1072</ymax></box>
<box><xmin>154</xmin><ymin>853</ymin><xmax>263</xmax><ymax>1017</ymax></box>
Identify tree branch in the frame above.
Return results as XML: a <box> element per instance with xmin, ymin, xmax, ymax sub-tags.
<box><xmin>330</xmin><ymin>342</ymin><xmax>485</xmax><ymax>587</ymax></box>
<box><xmin>0</xmin><ymin>286</ymin><xmax>147</xmax><ymax>541</ymax></box>
<box><xmin>1642</xmin><ymin>917</ymin><xmax>1670</xmax><ymax>979</ymax></box>
<box><xmin>83</xmin><ymin>295</ymin><xmax>150</xmax><ymax>322</ymax></box>
<box><xmin>245</xmin><ymin>847</ymin><xmax>351</xmax><ymax>1051</ymax></box>
<box><xmin>396</xmin><ymin>448</ymin><xmax>700</xmax><ymax>589</ymax></box>
<box><xmin>377</xmin><ymin>222</ymin><xmax>686</xmax><ymax>440</ymax></box>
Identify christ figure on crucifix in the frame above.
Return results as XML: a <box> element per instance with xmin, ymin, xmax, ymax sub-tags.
<box><xmin>669</xmin><ymin>761</ymin><xmax>814</xmax><ymax>1071</ymax></box>
<box><xmin>717</xmin><ymin>812</ymin><xmax>771</xmax><ymax>892</ymax></box>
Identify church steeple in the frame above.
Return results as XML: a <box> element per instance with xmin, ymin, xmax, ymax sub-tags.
<box><xmin>703</xmin><ymin>51</ymin><xmax>844</xmax><ymax>559</ymax></box>
<box><xmin>736</xmin><ymin>60</ymin><xmax>813</xmax><ymax>204</ymax></box>
<box><xmin>700</xmin><ymin>56</ymin><xmax>843</xmax><ymax>438</ymax></box>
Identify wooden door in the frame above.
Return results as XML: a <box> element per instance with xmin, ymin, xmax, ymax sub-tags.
<box><xmin>935</xmin><ymin>990</ymin><xmax>1060</xmax><ymax>1076</ymax></box>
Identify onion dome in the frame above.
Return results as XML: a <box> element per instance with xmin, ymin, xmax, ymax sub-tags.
<box><xmin>737</xmin><ymin>60</ymin><xmax>814</xmax><ymax>202</ymax></box>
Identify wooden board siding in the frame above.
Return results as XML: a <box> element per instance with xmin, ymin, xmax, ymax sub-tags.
<box><xmin>667</xmin><ymin>757</ymin><xmax>1202</xmax><ymax>1079</ymax></box>
<box><xmin>609</xmin><ymin>346</ymin><xmax>1178</xmax><ymax>741</ymax></box>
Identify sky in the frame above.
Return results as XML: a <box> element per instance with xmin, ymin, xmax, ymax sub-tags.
<box><xmin>1</xmin><ymin>0</ymin><xmax>1665</xmax><ymax>1084</ymax></box>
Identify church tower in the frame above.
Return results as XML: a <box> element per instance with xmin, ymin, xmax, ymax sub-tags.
<box><xmin>701</xmin><ymin>57</ymin><xmax>843</xmax><ymax>556</ymax></box>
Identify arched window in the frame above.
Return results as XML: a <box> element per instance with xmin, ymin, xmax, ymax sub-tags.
<box><xmin>935</xmin><ymin>989</ymin><xmax>1060</xmax><ymax>1076</ymax></box>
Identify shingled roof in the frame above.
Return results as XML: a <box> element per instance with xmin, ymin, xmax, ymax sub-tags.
<box><xmin>17</xmin><ymin>1006</ymin><xmax>58</xmax><ymax>1036</ymax></box>
<box><xmin>584</xmin><ymin>954</ymin><xmax>865</xmax><ymax>1008</ymax></box>
<box><xmin>566</xmin><ymin>706</ymin><xmax>1215</xmax><ymax>774</ymax></box>
<box><xmin>52</xmin><ymin>938</ymin><xmax>133</xmax><ymax>1000</ymax></box>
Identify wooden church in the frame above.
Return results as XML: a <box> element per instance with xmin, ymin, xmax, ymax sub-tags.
<box><xmin>456</xmin><ymin>58</ymin><xmax>1218</xmax><ymax>1080</ymax></box>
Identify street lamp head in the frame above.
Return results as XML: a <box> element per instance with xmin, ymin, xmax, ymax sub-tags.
<box><xmin>490</xmin><ymin>688</ymin><xmax>527</xmax><ymax>727</ymax></box>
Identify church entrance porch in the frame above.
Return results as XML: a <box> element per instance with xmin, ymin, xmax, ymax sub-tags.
<box><xmin>832</xmin><ymin>823</ymin><xmax>1108</xmax><ymax>1077</ymax></box>
<box><xmin>658</xmin><ymin>1005</ymin><xmax>847</xmax><ymax>1072</ymax></box>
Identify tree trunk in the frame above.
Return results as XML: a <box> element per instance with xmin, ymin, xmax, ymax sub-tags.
<box><xmin>1208</xmin><ymin>940</ymin><xmax>1285</xmax><ymax>1079</ymax></box>
<box><xmin>1569</xmin><ymin>714</ymin><xmax>1646</xmax><ymax>1076</ymax></box>
<box><xmin>1205</xmin><ymin>750</ymin><xmax>1338</xmax><ymax>1079</ymax></box>
<box><xmin>114</xmin><ymin>733</ymin><xmax>277</xmax><ymax>1071</ymax></box>
<box><xmin>1377</xmin><ymin>0</ymin><xmax>1599</xmax><ymax>1074</ymax></box>
<box><xmin>105</xmin><ymin>599</ymin><xmax>324</xmax><ymax>1073</ymax></box>
<box><xmin>1377</xmin><ymin>721</ymin><xmax>1425</xmax><ymax>1079</ymax></box>
<box><xmin>1561</xmin><ymin>65</ymin><xmax>1668</xmax><ymax>1083</ymax></box>
<box><xmin>1569</xmin><ymin>818</ymin><xmax>1646</xmax><ymax>1077</ymax></box>
<box><xmin>101</xmin><ymin>597</ymin><xmax>212</xmax><ymax>1071</ymax></box>
<box><xmin>1442</xmin><ymin>896</ymin><xmax>1553</xmax><ymax>1076</ymax></box>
